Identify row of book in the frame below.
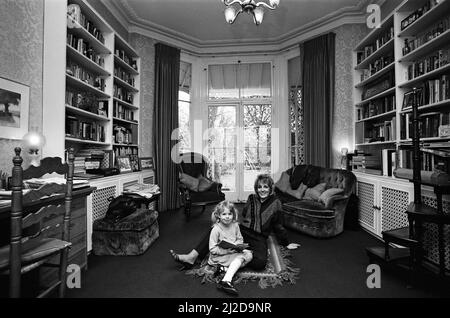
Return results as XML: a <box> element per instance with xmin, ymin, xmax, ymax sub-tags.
<box><xmin>400</xmin><ymin>0</ymin><xmax>440</xmax><ymax>31</ymax></box>
<box><xmin>359</xmin><ymin>55</ymin><xmax>394</xmax><ymax>81</ymax></box>
<box><xmin>67</xmin><ymin>60</ymin><xmax>106</xmax><ymax>92</ymax></box>
<box><xmin>357</xmin><ymin>94</ymin><xmax>395</xmax><ymax>120</ymax></box>
<box><xmin>115</xmin><ymin>49</ymin><xmax>138</xmax><ymax>71</ymax></box>
<box><xmin>67</xmin><ymin>4</ymin><xmax>105</xmax><ymax>44</ymax></box>
<box><xmin>113</xmin><ymin>84</ymin><xmax>134</xmax><ymax>104</ymax></box>
<box><xmin>113</xmin><ymin>101</ymin><xmax>136</xmax><ymax>121</ymax></box>
<box><xmin>400</xmin><ymin>111</ymin><xmax>450</xmax><ymax>139</ymax></box>
<box><xmin>66</xmin><ymin>32</ymin><xmax>105</xmax><ymax>68</ymax></box>
<box><xmin>402</xmin><ymin>75</ymin><xmax>450</xmax><ymax>110</ymax></box>
<box><xmin>356</xmin><ymin>26</ymin><xmax>394</xmax><ymax>65</ymax></box>
<box><xmin>359</xmin><ymin>116</ymin><xmax>396</xmax><ymax>143</ymax></box>
<box><xmin>397</xmin><ymin>148</ymin><xmax>449</xmax><ymax>174</ymax></box>
<box><xmin>66</xmin><ymin>116</ymin><xmax>106</xmax><ymax>142</ymax></box>
<box><xmin>114</xmin><ymin>146</ymin><xmax>138</xmax><ymax>158</ymax></box>
<box><xmin>114</xmin><ymin>66</ymin><xmax>136</xmax><ymax>87</ymax></box>
<box><xmin>406</xmin><ymin>48</ymin><xmax>449</xmax><ymax>81</ymax></box>
<box><xmin>401</xmin><ymin>15</ymin><xmax>449</xmax><ymax>55</ymax></box>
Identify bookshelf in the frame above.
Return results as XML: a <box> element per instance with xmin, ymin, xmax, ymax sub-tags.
<box><xmin>112</xmin><ymin>33</ymin><xmax>140</xmax><ymax>159</ymax></box>
<box><xmin>353</xmin><ymin>0</ymin><xmax>450</xmax><ymax>177</ymax></box>
<box><xmin>354</xmin><ymin>0</ymin><xmax>450</xmax><ymax>276</ymax></box>
<box><xmin>62</xmin><ymin>0</ymin><xmax>141</xmax><ymax>171</ymax></box>
<box><xmin>353</xmin><ymin>13</ymin><xmax>396</xmax><ymax>174</ymax></box>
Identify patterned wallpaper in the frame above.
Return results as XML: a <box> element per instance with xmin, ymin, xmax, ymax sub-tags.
<box><xmin>0</xmin><ymin>0</ymin><xmax>44</xmax><ymax>173</ymax></box>
<box><xmin>332</xmin><ymin>24</ymin><xmax>368</xmax><ymax>169</ymax></box>
<box><xmin>130</xmin><ymin>34</ymin><xmax>155</xmax><ymax>158</ymax></box>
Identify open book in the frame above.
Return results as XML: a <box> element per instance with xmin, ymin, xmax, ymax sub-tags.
<box><xmin>217</xmin><ymin>240</ymin><xmax>249</xmax><ymax>251</ymax></box>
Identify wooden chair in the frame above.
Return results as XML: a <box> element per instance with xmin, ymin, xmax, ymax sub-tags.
<box><xmin>178</xmin><ymin>152</ymin><xmax>225</xmax><ymax>218</ymax></box>
<box><xmin>0</xmin><ymin>147</ymin><xmax>74</xmax><ymax>298</ymax></box>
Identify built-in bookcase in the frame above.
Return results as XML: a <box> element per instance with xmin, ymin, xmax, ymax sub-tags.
<box><xmin>353</xmin><ymin>0</ymin><xmax>450</xmax><ymax>177</ymax></box>
<box><xmin>61</xmin><ymin>0</ymin><xmax>141</xmax><ymax>169</ymax></box>
<box><xmin>112</xmin><ymin>34</ymin><xmax>141</xmax><ymax>159</ymax></box>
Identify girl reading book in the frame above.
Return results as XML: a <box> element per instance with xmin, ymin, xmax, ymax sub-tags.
<box><xmin>170</xmin><ymin>174</ymin><xmax>300</xmax><ymax>272</ymax></box>
<box><xmin>208</xmin><ymin>200</ymin><xmax>252</xmax><ymax>296</ymax></box>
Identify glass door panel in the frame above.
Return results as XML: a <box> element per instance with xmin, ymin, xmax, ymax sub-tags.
<box><xmin>208</xmin><ymin>106</ymin><xmax>237</xmax><ymax>196</ymax></box>
<box><xmin>243</xmin><ymin>104</ymin><xmax>272</xmax><ymax>194</ymax></box>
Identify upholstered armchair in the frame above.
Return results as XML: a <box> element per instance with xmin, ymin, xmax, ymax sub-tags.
<box><xmin>275</xmin><ymin>165</ymin><xmax>356</xmax><ymax>238</ymax></box>
<box><xmin>178</xmin><ymin>152</ymin><xmax>225</xmax><ymax>218</ymax></box>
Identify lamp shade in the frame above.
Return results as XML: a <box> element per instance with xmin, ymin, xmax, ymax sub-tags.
<box><xmin>224</xmin><ymin>6</ymin><xmax>237</xmax><ymax>23</ymax></box>
<box><xmin>269</xmin><ymin>0</ymin><xmax>280</xmax><ymax>7</ymax></box>
<box><xmin>23</xmin><ymin>131</ymin><xmax>46</xmax><ymax>149</ymax></box>
<box><xmin>253</xmin><ymin>6</ymin><xmax>264</xmax><ymax>25</ymax></box>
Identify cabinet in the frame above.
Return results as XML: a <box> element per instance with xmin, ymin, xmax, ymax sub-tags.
<box><xmin>64</xmin><ymin>0</ymin><xmax>141</xmax><ymax>166</ymax></box>
<box><xmin>353</xmin><ymin>0</ymin><xmax>450</xmax><ymax>177</ymax></box>
<box><xmin>355</xmin><ymin>172</ymin><xmax>413</xmax><ymax>237</ymax></box>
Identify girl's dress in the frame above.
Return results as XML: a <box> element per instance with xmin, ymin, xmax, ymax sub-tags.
<box><xmin>208</xmin><ymin>222</ymin><xmax>252</xmax><ymax>267</ymax></box>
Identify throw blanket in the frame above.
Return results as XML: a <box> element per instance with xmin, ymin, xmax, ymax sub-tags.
<box><xmin>241</xmin><ymin>194</ymin><xmax>289</xmax><ymax>246</ymax></box>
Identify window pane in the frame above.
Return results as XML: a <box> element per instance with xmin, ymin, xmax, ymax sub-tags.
<box><xmin>243</xmin><ymin>104</ymin><xmax>271</xmax><ymax>191</ymax></box>
<box><xmin>178</xmin><ymin>101</ymin><xmax>190</xmax><ymax>152</ymax></box>
<box><xmin>208</xmin><ymin>64</ymin><xmax>239</xmax><ymax>99</ymax></box>
<box><xmin>179</xmin><ymin>61</ymin><xmax>191</xmax><ymax>101</ymax></box>
<box><xmin>240</xmin><ymin>63</ymin><xmax>271</xmax><ymax>98</ymax></box>
<box><xmin>208</xmin><ymin>106</ymin><xmax>237</xmax><ymax>192</ymax></box>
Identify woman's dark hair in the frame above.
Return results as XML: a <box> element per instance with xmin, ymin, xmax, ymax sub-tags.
<box><xmin>253</xmin><ymin>174</ymin><xmax>274</xmax><ymax>196</ymax></box>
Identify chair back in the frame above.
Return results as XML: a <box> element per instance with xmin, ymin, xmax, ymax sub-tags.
<box><xmin>179</xmin><ymin>152</ymin><xmax>209</xmax><ymax>178</ymax></box>
<box><xmin>8</xmin><ymin>147</ymin><xmax>74</xmax><ymax>297</ymax></box>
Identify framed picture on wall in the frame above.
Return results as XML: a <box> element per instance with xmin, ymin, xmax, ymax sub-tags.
<box><xmin>116</xmin><ymin>156</ymin><xmax>132</xmax><ymax>173</ymax></box>
<box><xmin>0</xmin><ymin>77</ymin><xmax>30</xmax><ymax>140</ymax></box>
<box><xmin>139</xmin><ymin>157</ymin><xmax>154</xmax><ymax>170</ymax></box>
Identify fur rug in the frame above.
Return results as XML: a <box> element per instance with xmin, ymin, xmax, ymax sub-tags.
<box><xmin>185</xmin><ymin>236</ymin><xmax>300</xmax><ymax>289</ymax></box>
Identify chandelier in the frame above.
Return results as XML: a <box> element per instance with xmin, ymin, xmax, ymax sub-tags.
<box><xmin>222</xmin><ymin>0</ymin><xmax>280</xmax><ymax>25</ymax></box>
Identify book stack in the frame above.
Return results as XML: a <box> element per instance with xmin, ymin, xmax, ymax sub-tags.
<box><xmin>353</xmin><ymin>155</ymin><xmax>382</xmax><ymax>175</ymax></box>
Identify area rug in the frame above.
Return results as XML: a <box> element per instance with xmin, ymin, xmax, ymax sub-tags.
<box><xmin>185</xmin><ymin>236</ymin><xmax>300</xmax><ymax>289</ymax></box>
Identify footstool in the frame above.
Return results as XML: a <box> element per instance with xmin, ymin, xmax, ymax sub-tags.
<box><xmin>92</xmin><ymin>208</ymin><xmax>159</xmax><ymax>256</ymax></box>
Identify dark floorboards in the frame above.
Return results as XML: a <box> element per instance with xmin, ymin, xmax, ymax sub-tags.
<box><xmin>67</xmin><ymin>206</ymin><xmax>450</xmax><ymax>298</ymax></box>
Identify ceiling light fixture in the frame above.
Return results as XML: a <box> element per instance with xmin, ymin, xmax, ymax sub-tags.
<box><xmin>222</xmin><ymin>0</ymin><xmax>280</xmax><ymax>25</ymax></box>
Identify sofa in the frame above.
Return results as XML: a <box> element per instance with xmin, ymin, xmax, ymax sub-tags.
<box><xmin>275</xmin><ymin>164</ymin><xmax>356</xmax><ymax>238</ymax></box>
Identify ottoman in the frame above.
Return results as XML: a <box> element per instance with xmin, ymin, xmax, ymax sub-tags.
<box><xmin>92</xmin><ymin>208</ymin><xmax>159</xmax><ymax>255</ymax></box>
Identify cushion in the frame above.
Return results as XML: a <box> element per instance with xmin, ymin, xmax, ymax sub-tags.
<box><xmin>303</xmin><ymin>165</ymin><xmax>321</xmax><ymax>188</ymax></box>
<box><xmin>198</xmin><ymin>176</ymin><xmax>214</xmax><ymax>192</ymax></box>
<box><xmin>180</xmin><ymin>173</ymin><xmax>199</xmax><ymax>192</ymax></box>
<box><xmin>285</xmin><ymin>182</ymin><xmax>308</xmax><ymax>199</ymax></box>
<box><xmin>319</xmin><ymin>188</ymin><xmax>344</xmax><ymax>208</ymax></box>
<box><xmin>289</xmin><ymin>165</ymin><xmax>309</xmax><ymax>190</ymax></box>
<box><xmin>274</xmin><ymin>171</ymin><xmax>291</xmax><ymax>192</ymax></box>
<box><xmin>303</xmin><ymin>182</ymin><xmax>327</xmax><ymax>201</ymax></box>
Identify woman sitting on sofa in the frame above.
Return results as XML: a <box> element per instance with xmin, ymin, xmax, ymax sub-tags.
<box><xmin>170</xmin><ymin>174</ymin><xmax>300</xmax><ymax>270</ymax></box>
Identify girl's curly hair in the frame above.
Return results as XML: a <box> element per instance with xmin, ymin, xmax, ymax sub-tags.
<box><xmin>211</xmin><ymin>200</ymin><xmax>238</xmax><ymax>224</ymax></box>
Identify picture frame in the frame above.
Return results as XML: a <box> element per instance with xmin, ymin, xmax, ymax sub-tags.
<box><xmin>116</xmin><ymin>156</ymin><xmax>132</xmax><ymax>173</ymax></box>
<box><xmin>129</xmin><ymin>154</ymin><xmax>140</xmax><ymax>172</ymax></box>
<box><xmin>139</xmin><ymin>157</ymin><xmax>154</xmax><ymax>170</ymax></box>
<box><xmin>0</xmin><ymin>77</ymin><xmax>30</xmax><ymax>140</ymax></box>
<box><xmin>402</xmin><ymin>90</ymin><xmax>415</xmax><ymax>110</ymax></box>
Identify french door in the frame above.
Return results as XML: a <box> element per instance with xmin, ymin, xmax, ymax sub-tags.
<box><xmin>207</xmin><ymin>102</ymin><xmax>272</xmax><ymax>202</ymax></box>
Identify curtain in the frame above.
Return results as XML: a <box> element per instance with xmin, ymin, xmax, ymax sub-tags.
<box><xmin>154</xmin><ymin>43</ymin><xmax>180</xmax><ymax>211</ymax></box>
<box><xmin>301</xmin><ymin>33</ymin><xmax>335</xmax><ymax>168</ymax></box>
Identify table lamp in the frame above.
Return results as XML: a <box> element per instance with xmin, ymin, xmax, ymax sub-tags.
<box><xmin>22</xmin><ymin>131</ymin><xmax>46</xmax><ymax>167</ymax></box>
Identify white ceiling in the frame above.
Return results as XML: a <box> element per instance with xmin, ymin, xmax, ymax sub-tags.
<box><xmin>104</xmin><ymin>0</ymin><xmax>372</xmax><ymax>50</ymax></box>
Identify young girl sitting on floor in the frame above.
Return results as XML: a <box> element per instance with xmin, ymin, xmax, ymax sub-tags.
<box><xmin>208</xmin><ymin>200</ymin><xmax>253</xmax><ymax>296</ymax></box>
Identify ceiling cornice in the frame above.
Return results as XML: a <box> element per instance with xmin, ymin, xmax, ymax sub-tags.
<box><xmin>100</xmin><ymin>0</ymin><xmax>371</xmax><ymax>55</ymax></box>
